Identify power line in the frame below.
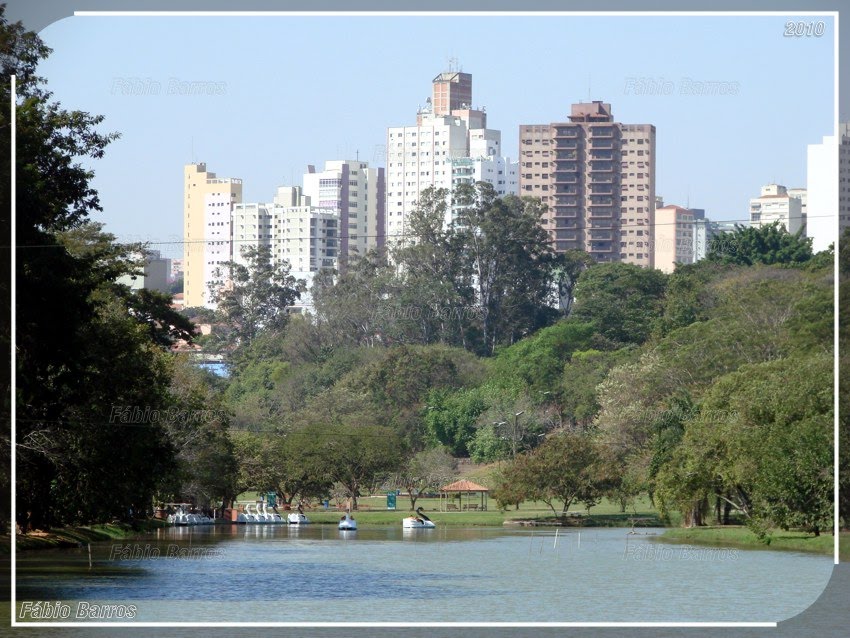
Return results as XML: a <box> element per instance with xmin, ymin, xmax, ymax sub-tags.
<box><xmin>9</xmin><ymin>215</ymin><xmax>831</xmax><ymax>250</ymax></box>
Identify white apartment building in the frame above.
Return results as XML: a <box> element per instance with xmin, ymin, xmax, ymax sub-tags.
<box><xmin>232</xmin><ymin>202</ymin><xmax>272</xmax><ymax>267</ymax></box>
<box><xmin>183</xmin><ymin>163</ymin><xmax>242</xmax><ymax>308</ymax></box>
<box><xmin>386</xmin><ymin>69</ymin><xmax>512</xmax><ymax>242</ymax></box>
<box><xmin>202</xmin><ymin>189</ymin><xmax>236</xmax><ymax>305</ymax></box>
<box><xmin>270</xmin><ymin>193</ymin><xmax>338</xmax><ymax>277</ymax></box>
<box><xmin>387</xmin><ymin>111</ymin><xmax>470</xmax><ymax>240</ymax></box>
<box><xmin>749</xmin><ymin>184</ymin><xmax>804</xmax><ymax>236</ymax></box>
<box><xmin>303</xmin><ymin>160</ymin><xmax>385</xmax><ymax>259</ymax></box>
<box><xmin>807</xmin><ymin>133</ymin><xmax>839</xmax><ymax>252</ymax></box>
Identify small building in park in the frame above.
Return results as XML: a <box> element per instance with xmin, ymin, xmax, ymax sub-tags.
<box><xmin>439</xmin><ymin>480</ymin><xmax>489</xmax><ymax>512</ymax></box>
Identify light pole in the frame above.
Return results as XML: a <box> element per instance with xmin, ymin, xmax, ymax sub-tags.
<box><xmin>511</xmin><ymin>411</ymin><xmax>524</xmax><ymax>458</ymax></box>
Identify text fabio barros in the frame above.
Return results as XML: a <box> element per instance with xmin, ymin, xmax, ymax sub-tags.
<box><xmin>19</xmin><ymin>601</ymin><xmax>138</xmax><ymax>620</ymax></box>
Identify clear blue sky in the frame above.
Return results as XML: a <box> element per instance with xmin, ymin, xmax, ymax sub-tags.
<box><xmin>36</xmin><ymin>14</ymin><xmax>835</xmax><ymax>260</ymax></box>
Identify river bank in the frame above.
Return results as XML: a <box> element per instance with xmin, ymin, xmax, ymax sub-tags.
<box><xmin>659</xmin><ymin>526</ymin><xmax>849</xmax><ymax>560</ymax></box>
<box><xmin>3</xmin><ymin>519</ymin><xmax>170</xmax><ymax>553</ymax></box>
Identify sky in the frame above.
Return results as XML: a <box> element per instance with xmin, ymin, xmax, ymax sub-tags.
<box><xmin>35</xmin><ymin>14</ymin><xmax>835</xmax><ymax>261</ymax></box>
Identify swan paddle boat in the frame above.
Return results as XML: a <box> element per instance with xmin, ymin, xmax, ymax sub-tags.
<box><xmin>403</xmin><ymin>507</ymin><xmax>436</xmax><ymax>529</ymax></box>
<box><xmin>338</xmin><ymin>511</ymin><xmax>357</xmax><ymax>531</ymax></box>
<box><xmin>288</xmin><ymin>504</ymin><xmax>310</xmax><ymax>525</ymax></box>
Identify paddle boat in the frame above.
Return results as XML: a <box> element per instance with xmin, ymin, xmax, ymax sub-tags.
<box><xmin>338</xmin><ymin>510</ymin><xmax>357</xmax><ymax>531</ymax></box>
<box><xmin>402</xmin><ymin>506</ymin><xmax>436</xmax><ymax>529</ymax></box>
<box><xmin>288</xmin><ymin>504</ymin><xmax>309</xmax><ymax>525</ymax></box>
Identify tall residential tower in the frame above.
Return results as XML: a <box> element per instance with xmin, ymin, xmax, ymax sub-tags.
<box><xmin>184</xmin><ymin>162</ymin><xmax>242</xmax><ymax>308</ymax></box>
<box><xmin>519</xmin><ymin>101</ymin><xmax>656</xmax><ymax>266</ymax></box>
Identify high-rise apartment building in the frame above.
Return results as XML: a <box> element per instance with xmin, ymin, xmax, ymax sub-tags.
<box><xmin>749</xmin><ymin>184</ymin><xmax>804</xmax><ymax>236</ymax></box>
<box><xmin>302</xmin><ymin>160</ymin><xmax>385</xmax><ymax>260</ymax></box>
<box><xmin>653</xmin><ymin>205</ymin><xmax>695</xmax><ymax>273</ymax></box>
<box><xmin>519</xmin><ymin>101</ymin><xmax>656</xmax><ymax>266</ymax></box>
<box><xmin>806</xmin><ymin>130</ymin><xmax>841</xmax><ymax>252</ymax></box>
<box><xmin>271</xmin><ymin>185</ymin><xmax>338</xmax><ymax>277</ymax></box>
<box><xmin>386</xmin><ymin>69</ymin><xmax>508</xmax><ymax>241</ymax></box>
<box><xmin>184</xmin><ymin>162</ymin><xmax>242</xmax><ymax>308</ymax></box>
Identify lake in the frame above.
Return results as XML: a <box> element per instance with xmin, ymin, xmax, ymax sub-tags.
<box><xmin>14</xmin><ymin>525</ymin><xmax>832</xmax><ymax>623</ymax></box>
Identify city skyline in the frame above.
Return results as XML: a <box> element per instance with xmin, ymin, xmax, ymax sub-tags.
<box><xmin>36</xmin><ymin>14</ymin><xmax>835</xmax><ymax>259</ymax></box>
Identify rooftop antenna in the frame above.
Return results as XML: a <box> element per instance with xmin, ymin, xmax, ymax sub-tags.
<box><xmin>356</xmin><ymin>149</ymin><xmax>360</xmax><ymax>162</ymax></box>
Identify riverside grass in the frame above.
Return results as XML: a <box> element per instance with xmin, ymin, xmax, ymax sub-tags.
<box><xmin>660</xmin><ymin>526</ymin><xmax>847</xmax><ymax>560</ymax></box>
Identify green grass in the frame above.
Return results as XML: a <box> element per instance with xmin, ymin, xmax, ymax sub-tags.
<box><xmin>660</xmin><ymin>526</ymin><xmax>849</xmax><ymax>560</ymax></box>
<box><xmin>285</xmin><ymin>494</ymin><xmax>663</xmax><ymax>527</ymax></box>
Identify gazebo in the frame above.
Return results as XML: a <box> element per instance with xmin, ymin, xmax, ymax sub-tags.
<box><xmin>439</xmin><ymin>480</ymin><xmax>489</xmax><ymax>512</ymax></box>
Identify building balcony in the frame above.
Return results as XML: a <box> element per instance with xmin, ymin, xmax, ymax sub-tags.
<box><xmin>589</xmin><ymin>175</ymin><xmax>617</xmax><ymax>184</ymax></box>
<box><xmin>589</xmin><ymin>127</ymin><xmax>615</xmax><ymax>138</ymax></box>
<box><xmin>589</xmin><ymin>198</ymin><xmax>614</xmax><ymax>206</ymax></box>
<box><xmin>555</xmin><ymin>151</ymin><xmax>578</xmax><ymax>160</ymax></box>
<box><xmin>554</xmin><ymin>128</ymin><xmax>579</xmax><ymax>138</ymax></box>
<box><xmin>587</xmin><ymin>230</ymin><xmax>614</xmax><ymax>241</ymax></box>
<box><xmin>554</xmin><ymin>216</ymin><xmax>581</xmax><ymax>227</ymax></box>
<box><xmin>587</xmin><ymin>209</ymin><xmax>615</xmax><ymax>219</ymax></box>
<box><xmin>554</xmin><ymin>161</ymin><xmax>578</xmax><ymax>171</ymax></box>
<box><xmin>555</xmin><ymin>139</ymin><xmax>579</xmax><ymax>149</ymax></box>
<box><xmin>589</xmin><ymin>139</ymin><xmax>615</xmax><ymax>149</ymax></box>
<box><xmin>554</xmin><ymin>185</ymin><xmax>579</xmax><ymax>194</ymax></box>
<box><xmin>554</xmin><ymin>173</ymin><xmax>578</xmax><ymax>183</ymax></box>
<box><xmin>588</xmin><ymin>162</ymin><xmax>614</xmax><ymax>172</ymax></box>
<box><xmin>553</xmin><ymin>208</ymin><xmax>579</xmax><ymax>218</ymax></box>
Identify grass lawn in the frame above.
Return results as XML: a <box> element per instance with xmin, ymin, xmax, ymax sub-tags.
<box><xmin>661</xmin><ymin>526</ymin><xmax>848</xmax><ymax>560</ymax></box>
<box><xmin>262</xmin><ymin>493</ymin><xmax>664</xmax><ymax>527</ymax></box>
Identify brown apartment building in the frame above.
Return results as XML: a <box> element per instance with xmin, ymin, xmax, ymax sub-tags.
<box><xmin>519</xmin><ymin>101</ymin><xmax>656</xmax><ymax>266</ymax></box>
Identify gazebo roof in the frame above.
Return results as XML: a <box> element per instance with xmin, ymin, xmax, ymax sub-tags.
<box><xmin>439</xmin><ymin>480</ymin><xmax>489</xmax><ymax>492</ymax></box>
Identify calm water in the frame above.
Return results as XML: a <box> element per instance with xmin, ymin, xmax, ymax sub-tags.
<box><xmin>15</xmin><ymin>525</ymin><xmax>833</xmax><ymax>623</ymax></box>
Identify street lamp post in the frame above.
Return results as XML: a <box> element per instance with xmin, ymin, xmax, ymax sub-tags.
<box><xmin>512</xmin><ymin>411</ymin><xmax>524</xmax><ymax>458</ymax></box>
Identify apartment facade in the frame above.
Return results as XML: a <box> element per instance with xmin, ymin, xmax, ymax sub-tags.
<box><xmin>386</xmin><ymin>69</ymin><xmax>507</xmax><ymax>241</ymax></box>
<box><xmin>653</xmin><ymin>205</ymin><xmax>695</xmax><ymax>273</ymax></box>
<box><xmin>806</xmin><ymin>131</ymin><xmax>840</xmax><ymax>252</ymax></box>
<box><xmin>749</xmin><ymin>184</ymin><xmax>804</xmax><ymax>236</ymax></box>
<box><xmin>519</xmin><ymin>101</ymin><xmax>656</xmax><ymax>265</ymax></box>
<box><xmin>183</xmin><ymin>162</ymin><xmax>242</xmax><ymax>308</ymax></box>
<box><xmin>302</xmin><ymin>160</ymin><xmax>385</xmax><ymax>260</ymax></box>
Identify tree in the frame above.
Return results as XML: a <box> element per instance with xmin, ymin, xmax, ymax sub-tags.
<box><xmin>423</xmin><ymin>387</ymin><xmax>488</xmax><ymax>457</ymax></box>
<box><xmin>454</xmin><ymin>183</ymin><xmax>557</xmax><ymax>354</ymax></box>
<box><xmin>551</xmin><ymin>249</ymin><xmax>595</xmax><ymax>316</ymax></box>
<box><xmin>391</xmin><ymin>187</ymin><xmax>475</xmax><ymax>347</ymax></box>
<box><xmin>493</xmin><ymin>431</ymin><xmax>601</xmax><ymax>516</ymax></box>
<box><xmin>160</xmin><ymin>357</ymin><xmax>237</xmax><ymax>511</ymax></box>
<box><xmin>572</xmin><ymin>262</ymin><xmax>668</xmax><ymax>346</ymax></box>
<box><xmin>7</xmin><ymin>12</ymin><xmax>190</xmax><ymax>528</ymax></box>
<box><xmin>207</xmin><ymin>244</ymin><xmax>304</xmax><ymax>357</ymax></box>
<box><xmin>311</xmin><ymin>250</ymin><xmax>398</xmax><ymax>348</ymax></box>
<box><xmin>297</xmin><ymin>422</ymin><xmax>405</xmax><ymax>510</ymax></box>
<box><xmin>393</xmin><ymin>447</ymin><xmax>458</xmax><ymax>510</ymax></box>
<box><xmin>706</xmin><ymin>222</ymin><xmax>813</xmax><ymax>266</ymax></box>
<box><xmin>655</xmin><ymin>354</ymin><xmax>833</xmax><ymax>536</ymax></box>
